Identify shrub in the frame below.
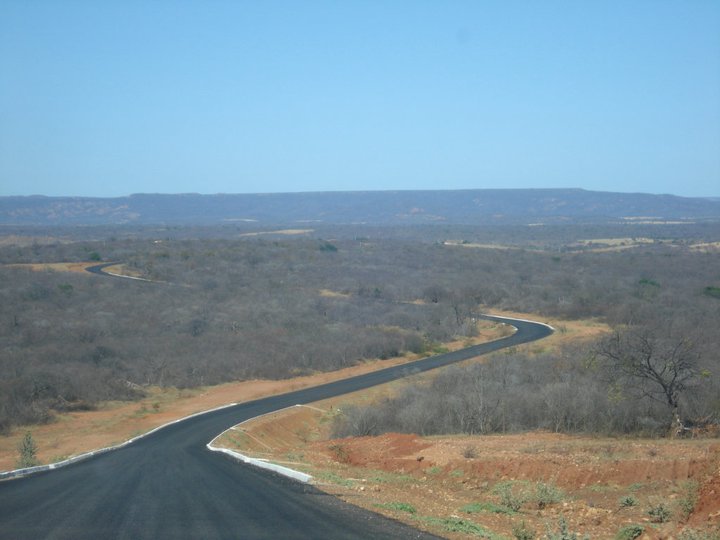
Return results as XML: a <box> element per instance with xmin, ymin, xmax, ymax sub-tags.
<box><xmin>319</xmin><ymin>241</ymin><xmax>338</xmax><ymax>252</ymax></box>
<box><xmin>534</xmin><ymin>481</ymin><xmax>564</xmax><ymax>509</ymax></box>
<box><xmin>678</xmin><ymin>480</ymin><xmax>699</xmax><ymax>521</ymax></box>
<box><xmin>544</xmin><ymin>517</ymin><xmax>588</xmax><ymax>540</ymax></box>
<box><xmin>16</xmin><ymin>432</ymin><xmax>40</xmax><ymax>468</ymax></box>
<box><xmin>512</xmin><ymin>520</ymin><xmax>536</xmax><ymax>540</ymax></box>
<box><xmin>615</xmin><ymin>525</ymin><xmax>644</xmax><ymax>540</ymax></box>
<box><xmin>703</xmin><ymin>286</ymin><xmax>720</xmax><ymax>299</ymax></box>
<box><xmin>619</xmin><ymin>495</ymin><xmax>637</xmax><ymax>508</ymax></box>
<box><xmin>328</xmin><ymin>444</ymin><xmax>350</xmax><ymax>463</ymax></box>
<box><xmin>678</xmin><ymin>528</ymin><xmax>720</xmax><ymax>540</ymax></box>
<box><xmin>494</xmin><ymin>481</ymin><xmax>527</xmax><ymax>512</ymax></box>
<box><xmin>648</xmin><ymin>502</ymin><xmax>672</xmax><ymax>523</ymax></box>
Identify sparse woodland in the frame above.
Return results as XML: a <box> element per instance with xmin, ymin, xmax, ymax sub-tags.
<box><xmin>1</xmin><ymin>224</ymin><xmax>719</xmax><ymax>437</ymax></box>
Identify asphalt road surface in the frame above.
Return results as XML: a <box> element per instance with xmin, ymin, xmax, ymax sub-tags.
<box><xmin>1</xmin><ymin>271</ymin><xmax>552</xmax><ymax>539</ymax></box>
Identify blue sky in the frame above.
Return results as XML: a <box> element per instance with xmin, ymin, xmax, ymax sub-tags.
<box><xmin>1</xmin><ymin>1</ymin><xmax>718</xmax><ymax>198</ymax></box>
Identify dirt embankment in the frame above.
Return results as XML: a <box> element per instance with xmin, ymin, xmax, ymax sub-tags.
<box><xmin>217</xmin><ymin>397</ymin><xmax>720</xmax><ymax>540</ymax></box>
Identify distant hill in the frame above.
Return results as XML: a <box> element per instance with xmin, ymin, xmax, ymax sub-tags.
<box><xmin>1</xmin><ymin>189</ymin><xmax>719</xmax><ymax>226</ymax></box>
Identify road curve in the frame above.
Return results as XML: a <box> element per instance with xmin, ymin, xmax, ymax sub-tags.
<box><xmin>86</xmin><ymin>262</ymin><xmax>158</xmax><ymax>283</ymax></box>
<box><xmin>0</xmin><ymin>313</ymin><xmax>551</xmax><ymax>539</ymax></box>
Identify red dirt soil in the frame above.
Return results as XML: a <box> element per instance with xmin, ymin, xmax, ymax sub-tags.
<box><xmin>228</xmin><ymin>410</ymin><xmax>720</xmax><ymax>539</ymax></box>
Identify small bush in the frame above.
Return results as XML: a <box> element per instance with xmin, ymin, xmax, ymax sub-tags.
<box><xmin>494</xmin><ymin>481</ymin><xmax>527</xmax><ymax>512</ymax></box>
<box><xmin>319</xmin><ymin>241</ymin><xmax>338</xmax><ymax>252</ymax></box>
<box><xmin>678</xmin><ymin>480</ymin><xmax>699</xmax><ymax>521</ymax></box>
<box><xmin>512</xmin><ymin>520</ymin><xmax>536</xmax><ymax>540</ymax></box>
<box><xmin>534</xmin><ymin>481</ymin><xmax>564</xmax><ymax>509</ymax></box>
<box><xmin>703</xmin><ymin>286</ymin><xmax>720</xmax><ymax>299</ymax></box>
<box><xmin>648</xmin><ymin>502</ymin><xmax>672</xmax><ymax>523</ymax></box>
<box><xmin>16</xmin><ymin>432</ymin><xmax>40</xmax><ymax>468</ymax></box>
<box><xmin>328</xmin><ymin>443</ymin><xmax>349</xmax><ymax>463</ymax></box>
<box><xmin>463</xmin><ymin>444</ymin><xmax>478</xmax><ymax>459</ymax></box>
<box><xmin>619</xmin><ymin>495</ymin><xmax>637</xmax><ymax>508</ymax></box>
<box><xmin>615</xmin><ymin>524</ymin><xmax>644</xmax><ymax>540</ymax></box>
<box><xmin>544</xmin><ymin>517</ymin><xmax>588</xmax><ymax>540</ymax></box>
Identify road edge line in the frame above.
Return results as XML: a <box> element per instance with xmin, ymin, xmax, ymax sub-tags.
<box><xmin>484</xmin><ymin>313</ymin><xmax>556</xmax><ymax>331</ymax></box>
<box><xmin>0</xmin><ymin>402</ymin><xmax>239</xmax><ymax>481</ymax></box>
<box><xmin>206</xmin><ymin>404</ymin><xmax>313</xmax><ymax>484</ymax></box>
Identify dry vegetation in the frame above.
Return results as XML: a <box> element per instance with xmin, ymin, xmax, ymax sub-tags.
<box><xmin>0</xmin><ymin>319</ymin><xmax>506</xmax><ymax>471</ymax></box>
<box><xmin>1</xmin><ymin>222</ymin><xmax>719</xmax><ymax>538</ymax></box>
<box><xmin>215</xmin><ymin>317</ymin><xmax>720</xmax><ymax>539</ymax></box>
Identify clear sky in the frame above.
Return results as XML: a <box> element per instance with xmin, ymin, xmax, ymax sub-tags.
<box><xmin>1</xmin><ymin>1</ymin><xmax>718</xmax><ymax>198</ymax></box>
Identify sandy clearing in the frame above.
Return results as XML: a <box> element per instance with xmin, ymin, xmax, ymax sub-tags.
<box><xmin>5</xmin><ymin>261</ymin><xmax>98</xmax><ymax>274</ymax></box>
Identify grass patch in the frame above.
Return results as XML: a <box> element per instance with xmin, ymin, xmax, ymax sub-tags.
<box><xmin>418</xmin><ymin>516</ymin><xmax>502</xmax><ymax>538</ymax></box>
<box><xmin>374</xmin><ymin>502</ymin><xmax>416</xmax><ymax>514</ymax></box>
<box><xmin>461</xmin><ymin>501</ymin><xmax>516</xmax><ymax>515</ymax></box>
<box><xmin>370</xmin><ymin>470</ymin><xmax>415</xmax><ymax>484</ymax></box>
<box><xmin>490</xmin><ymin>480</ymin><xmax>564</xmax><ymax>511</ymax></box>
<box><xmin>314</xmin><ymin>471</ymin><xmax>355</xmax><ymax>488</ymax></box>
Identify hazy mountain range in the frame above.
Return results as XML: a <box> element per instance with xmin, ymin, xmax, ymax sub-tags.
<box><xmin>1</xmin><ymin>189</ymin><xmax>719</xmax><ymax>227</ymax></box>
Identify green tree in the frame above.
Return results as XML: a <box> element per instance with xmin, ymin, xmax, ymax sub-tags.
<box><xmin>17</xmin><ymin>431</ymin><xmax>40</xmax><ymax>468</ymax></box>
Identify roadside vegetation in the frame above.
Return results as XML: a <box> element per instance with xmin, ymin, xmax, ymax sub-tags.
<box><xmin>1</xmin><ymin>222</ymin><xmax>719</xmax><ymax>438</ymax></box>
<box><xmin>213</xmin><ymin>387</ymin><xmax>720</xmax><ymax>539</ymax></box>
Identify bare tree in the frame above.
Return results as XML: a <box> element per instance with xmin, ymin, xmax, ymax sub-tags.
<box><xmin>594</xmin><ymin>328</ymin><xmax>699</xmax><ymax>418</ymax></box>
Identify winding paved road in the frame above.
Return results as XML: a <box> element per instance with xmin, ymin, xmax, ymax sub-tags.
<box><xmin>1</xmin><ymin>267</ymin><xmax>552</xmax><ymax>539</ymax></box>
